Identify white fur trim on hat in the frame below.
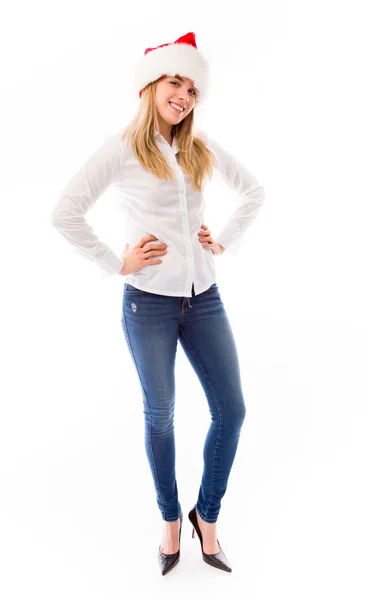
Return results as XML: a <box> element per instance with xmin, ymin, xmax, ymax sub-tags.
<box><xmin>134</xmin><ymin>42</ymin><xmax>209</xmax><ymax>103</ymax></box>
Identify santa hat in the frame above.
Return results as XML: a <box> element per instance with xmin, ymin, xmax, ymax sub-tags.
<box><xmin>134</xmin><ymin>32</ymin><xmax>209</xmax><ymax>103</ymax></box>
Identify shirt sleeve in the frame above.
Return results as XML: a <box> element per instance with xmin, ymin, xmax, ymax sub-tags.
<box><xmin>50</xmin><ymin>133</ymin><xmax>126</xmax><ymax>277</ymax></box>
<box><xmin>196</xmin><ymin>128</ymin><xmax>265</xmax><ymax>256</ymax></box>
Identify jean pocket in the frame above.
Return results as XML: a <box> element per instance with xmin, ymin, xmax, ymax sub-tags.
<box><xmin>123</xmin><ymin>283</ymin><xmax>150</xmax><ymax>294</ymax></box>
<box><xmin>205</xmin><ymin>282</ymin><xmax>218</xmax><ymax>293</ymax></box>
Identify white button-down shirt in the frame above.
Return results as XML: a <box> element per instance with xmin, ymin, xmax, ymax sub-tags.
<box><xmin>50</xmin><ymin>128</ymin><xmax>265</xmax><ymax>297</ymax></box>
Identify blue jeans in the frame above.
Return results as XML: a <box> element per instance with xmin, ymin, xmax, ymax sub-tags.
<box><xmin>121</xmin><ymin>281</ymin><xmax>246</xmax><ymax>523</ymax></box>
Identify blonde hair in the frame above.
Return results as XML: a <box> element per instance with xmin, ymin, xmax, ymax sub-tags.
<box><xmin>120</xmin><ymin>78</ymin><xmax>217</xmax><ymax>192</ymax></box>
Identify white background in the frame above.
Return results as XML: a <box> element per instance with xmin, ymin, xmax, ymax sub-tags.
<box><xmin>1</xmin><ymin>0</ymin><xmax>364</xmax><ymax>598</ymax></box>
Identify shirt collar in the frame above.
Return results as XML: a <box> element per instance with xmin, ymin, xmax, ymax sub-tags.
<box><xmin>154</xmin><ymin>130</ymin><xmax>179</xmax><ymax>156</ymax></box>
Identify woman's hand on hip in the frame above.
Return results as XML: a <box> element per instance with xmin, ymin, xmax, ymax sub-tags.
<box><xmin>119</xmin><ymin>234</ymin><xmax>167</xmax><ymax>275</ymax></box>
<box><xmin>198</xmin><ymin>224</ymin><xmax>225</xmax><ymax>256</ymax></box>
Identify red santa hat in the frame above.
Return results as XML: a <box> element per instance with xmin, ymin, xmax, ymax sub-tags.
<box><xmin>134</xmin><ymin>32</ymin><xmax>209</xmax><ymax>103</ymax></box>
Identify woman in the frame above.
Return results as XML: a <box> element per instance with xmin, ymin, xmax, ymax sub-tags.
<box><xmin>51</xmin><ymin>32</ymin><xmax>265</xmax><ymax>576</ymax></box>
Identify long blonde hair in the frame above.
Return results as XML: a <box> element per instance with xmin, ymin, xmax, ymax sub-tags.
<box><xmin>120</xmin><ymin>78</ymin><xmax>217</xmax><ymax>192</ymax></box>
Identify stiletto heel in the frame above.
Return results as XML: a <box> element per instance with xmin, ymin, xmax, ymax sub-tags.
<box><xmin>158</xmin><ymin>511</ymin><xmax>183</xmax><ymax>576</ymax></box>
<box><xmin>188</xmin><ymin>505</ymin><xmax>232</xmax><ymax>573</ymax></box>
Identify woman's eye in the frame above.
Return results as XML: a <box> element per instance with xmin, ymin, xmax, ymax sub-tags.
<box><xmin>170</xmin><ymin>81</ymin><xmax>196</xmax><ymax>95</ymax></box>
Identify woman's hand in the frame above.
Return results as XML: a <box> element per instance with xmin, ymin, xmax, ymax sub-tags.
<box><xmin>198</xmin><ymin>224</ymin><xmax>225</xmax><ymax>256</ymax></box>
<box><xmin>119</xmin><ymin>234</ymin><xmax>167</xmax><ymax>275</ymax></box>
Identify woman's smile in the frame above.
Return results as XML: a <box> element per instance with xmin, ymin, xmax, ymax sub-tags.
<box><xmin>169</xmin><ymin>101</ymin><xmax>184</xmax><ymax>114</ymax></box>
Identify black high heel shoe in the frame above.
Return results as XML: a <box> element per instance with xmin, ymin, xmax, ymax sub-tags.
<box><xmin>188</xmin><ymin>505</ymin><xmax>232</xmax><ymax>573</ymax></box>
<box><xmin>158</xmin><ymin>511</ymin><xmax>183</xmax><ymax>576</ymax></box>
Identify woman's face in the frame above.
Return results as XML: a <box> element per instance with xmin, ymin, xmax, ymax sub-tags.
<box><xmin>155</xmin><ymin>74</ymin><xmax>197</xmax><ymax>128</ymax></box>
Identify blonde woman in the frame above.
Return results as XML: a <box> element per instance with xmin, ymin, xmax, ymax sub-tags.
<box><xmin>51</xmin><ymin>31</ymin><xmax>265</xmax><ymax>576</ymax></box>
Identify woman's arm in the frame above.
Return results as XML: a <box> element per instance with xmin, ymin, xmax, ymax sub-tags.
<box><xmin>50</xmin><ymin>133</ymin><xmax>126</xmax><ymax>277</ymax></box>
<box><xmin>196</xmin><ymin>128</ymin><xmax>265</xmax><ymax>256</ymax></box>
